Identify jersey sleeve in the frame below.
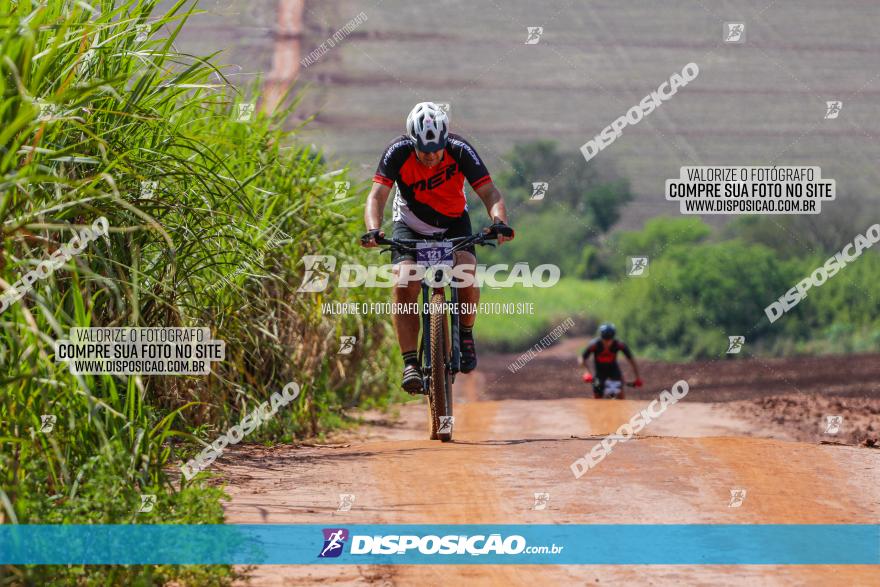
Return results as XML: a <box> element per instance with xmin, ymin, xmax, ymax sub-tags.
<box><xmin>373</xmin><ymin>137</ymin><xmax>411</xmax><ymax>187</ymax></box>
<box><xmin>618</xmin><ymin>341</ymin><xmax>634</xmax><ymax>359</ymax></box>
<box><xmin>447</xmin><ymin>135</ymin><xmax>492</xmax><ymax>190</ymax></box>
<box><xmin>581</xmin><ymin>342</ymin><xmax>596</xmax><ymax>359</ymax></box>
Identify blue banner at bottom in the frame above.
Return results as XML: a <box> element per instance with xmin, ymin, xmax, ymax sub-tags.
<box><xmin>1</xmin><ymin>524</ymin><xmax>878</xmax><ymax>565</ymax></box>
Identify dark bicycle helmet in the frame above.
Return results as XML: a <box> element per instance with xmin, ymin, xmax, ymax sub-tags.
<box><xmin>599</xmin><ymin>323</ymin><xmax>616</xmax><ymax>340</ymax></box>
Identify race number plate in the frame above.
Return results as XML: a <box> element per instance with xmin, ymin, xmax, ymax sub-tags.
<box><xmin>416</xmin><ymin>241</ymin><xmax>454</xmax><ymax>267</ymax></box>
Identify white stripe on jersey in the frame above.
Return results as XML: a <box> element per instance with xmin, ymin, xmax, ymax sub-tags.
<box><xmin>392</xmin><ymin>187</ymin><xmax>469</xmax><ymax>235</ymax></box>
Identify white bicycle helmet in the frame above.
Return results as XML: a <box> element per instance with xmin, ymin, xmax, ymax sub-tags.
<box><xmin>405</xmin><ymin>102</ymin><xmax>449</xmax><ymax>153</ymax></box>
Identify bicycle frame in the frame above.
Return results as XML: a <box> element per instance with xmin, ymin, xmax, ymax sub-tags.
<box><xmin>420</xmin><ymin>267</ymin><xmax>461</xmax><ymax>382</ymax></box>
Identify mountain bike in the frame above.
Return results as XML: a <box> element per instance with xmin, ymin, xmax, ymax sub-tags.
<box><xmin>582</xmin><ymin>374</ymin><xmax>637</xmax><ymax>400</ymax></box>
<box><xmin>363</xmin><ymin>223</ymin><xmax>513</xmax><ymax>442</ymax></box>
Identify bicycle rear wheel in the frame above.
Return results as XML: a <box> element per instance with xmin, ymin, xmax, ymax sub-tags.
<box><xmin>428</xmin><ymin>289</ymin><xmax>452</xmax><ymax>442</ymax></box>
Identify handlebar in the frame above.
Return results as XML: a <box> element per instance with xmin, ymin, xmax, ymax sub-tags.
<box><xmin>584</xmin><ymin>376</ymin><xmax>640</xmax><ymax>388</ymax></box>
<box><xmin>361</xmin><ymin>223</ymin><xmax>514</xmax><ymax>255</ymax></box>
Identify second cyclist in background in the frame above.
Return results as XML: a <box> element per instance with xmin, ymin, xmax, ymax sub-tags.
<box><xmin>579</xmin><ymin>323</ymin><xmax>643</xmax><ymax>399</ymax></box>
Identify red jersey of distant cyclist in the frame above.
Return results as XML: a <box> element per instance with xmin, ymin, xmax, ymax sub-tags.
<box><xmin>373</xmin><ymin>133</ymin><xmax>492</xmax><ymax>229</ymax></box>
<box><xmin>582</xmin><ymin>338</ymin><xmax>633</xmax><ymax>364</ymax></box>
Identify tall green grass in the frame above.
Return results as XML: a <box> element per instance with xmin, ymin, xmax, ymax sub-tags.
<box><xmin>0</xmin><ymin>1</ymin><xmax>398</xmax><ymax>584</ymax></box>
<box><xmin>478</xmin><ymin>278</ymin><xmax>615</xmax><ymax>351</ymax></box>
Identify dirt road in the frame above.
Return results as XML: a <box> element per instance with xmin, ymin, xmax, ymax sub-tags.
<box><xmin>221</xmin><ymin>368</ymin><xmax>880</xmax><ymax>586</ymax></box>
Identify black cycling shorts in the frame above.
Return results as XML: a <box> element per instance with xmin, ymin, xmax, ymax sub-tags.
<box><xmin>390</xmin><ymin>213</ymin><xmax>476</xmax><ymax>265</ymax></box>
<box><xmin>595</xmin><ymin>363</ymin><xmax>623</xmax><ymax>382</ymax></box>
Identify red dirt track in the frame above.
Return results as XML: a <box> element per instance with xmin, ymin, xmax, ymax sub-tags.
<box><xmin>220</xmin><ymin>343</ymin><xmax>880</xmax><ymax>586</ymax></box>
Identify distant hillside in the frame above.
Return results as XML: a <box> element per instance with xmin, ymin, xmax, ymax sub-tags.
<box><xmin>168</xmin><ymin>0</ymin><xmax>880</xmax><ymax>229</ymax></box>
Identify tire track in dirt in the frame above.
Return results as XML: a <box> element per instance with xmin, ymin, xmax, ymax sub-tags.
<box><xmin>367</xmin><ymin>372</ymin><xmax>546</xmax><ymax>585</ymax></box>
<box><xmin>571</xmin><ymin>396</ymin><xmax>880</xmax><ymax>585</ymax></box>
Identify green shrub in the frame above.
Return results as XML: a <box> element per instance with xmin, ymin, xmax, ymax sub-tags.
<box><xmin>615</xmin><ymin>241</ymin><xmax>796</xmax><ymax>359</ymax></box>
<box><xmin>606</xmin><ymin>216</ymin><xmax>711</xmax><ymax>278</ymax></box>
<box><xmin>492</xmin><ymin>140</ymin><xmax>633</xmax><ymax>276</ymax></box>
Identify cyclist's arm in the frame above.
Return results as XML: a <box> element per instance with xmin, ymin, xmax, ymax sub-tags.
<box><xmin>365</xmin><ymin>137</ymin><xmax>407</xmax><ymax>244</ymax></box>
<box><xmin>363</xmin><ymin>182</ymin><xmax>391</xmax><ymax>246</ymax></box>
<box><xmin>474</xmin><ymin>182</ymin><xmax>512</xmax><ymax>243</ymax></box>
<box><xmin>625</xmin><ymin>355</ymin><xmax>641</xmax><ymax>380</ymax></box>
<box><xmin>578</xmin><ymin>344</ymin><xmax>594</xmax><ymax>367</ymax></box>
<box><xmin>620</xmin><ymin>343</ymin><xmax>641</xmax><ymax>380</ymax></box>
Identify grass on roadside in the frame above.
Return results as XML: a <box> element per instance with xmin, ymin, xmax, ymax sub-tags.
<box><xmin>1</xmin><ymin>1</ymin><xmax>399</xmax><ymax>584</ymax></box>
<box><xmin>478</xmin><ymin>278</ymin><xmax>616</xmax><ymax>352</ymax></box>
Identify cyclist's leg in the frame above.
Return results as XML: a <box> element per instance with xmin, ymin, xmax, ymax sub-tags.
<box><xmin>455</xmin><ymin>249</ymin><xmax>478</xmax><ymax>327</ymax></box>
<box><xmin>594</xmin><ymin>364</ymin><xmax>616</xmax><ymax>398</ymax></box>
<box><xmin>392</xmin><ymin>260</ymin><xmax>421</xmax><ymax>349</ymax></box>
<box><xmin>447</xmin><ymin>213</ymin><xmax>479</xmax><ymax>372</ymax></box>
<box><xmin>390</xmin><ymin>222</ymin><xmax>424</xmax><ymax>393</ymax></box>
<box><xmin>455</xmin><ymin>248</ymin><xmax>479</xmax><ymax>373</ymax></box>
<box><xmin>609</xmin><ymin>364</ymin><xmax>625</xmax><ymax>399</ymax></box>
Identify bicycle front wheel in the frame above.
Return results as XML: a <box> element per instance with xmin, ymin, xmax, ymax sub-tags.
<box><xmin>428</xmin><ymin>289</ymin><xmax>452</xmax><ymax>442</ymax></box>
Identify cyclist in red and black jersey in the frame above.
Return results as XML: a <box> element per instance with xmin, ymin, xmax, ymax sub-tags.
<box><xmin>361</xmin><ymin>102</ymin><xmax>514</xmax><ymax>394</ymax></box>
<box><xmin>579</xmin><ymin>323</ymin><xmax>643</xmax><ymax>398</ymax></box>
